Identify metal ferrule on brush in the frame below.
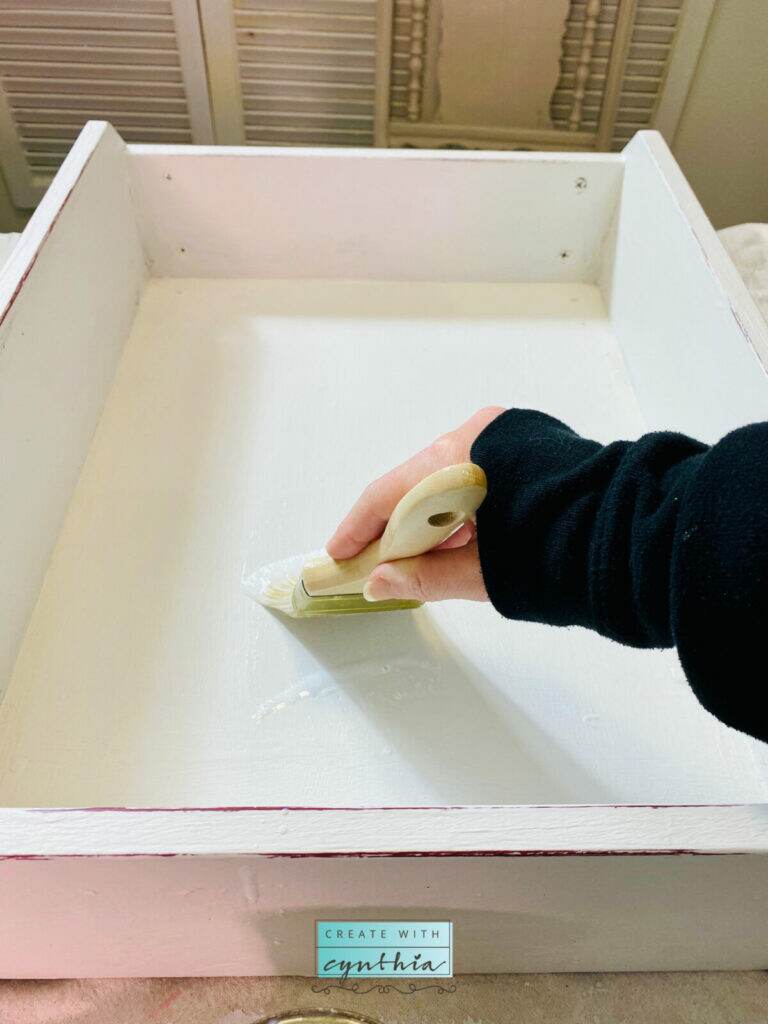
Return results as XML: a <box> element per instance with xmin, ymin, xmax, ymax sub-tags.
<box><xmin>293</xmin><ymin>576</ymin><xmax>421</xmax><ymax>616</ymax></box>
<box><xmin>257</xmin><ymin>463</ymin><xmax>488</xmax><ymax>619</ymax></box>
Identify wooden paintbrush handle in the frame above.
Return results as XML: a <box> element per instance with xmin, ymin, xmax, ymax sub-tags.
<box><xmin>302</xmin><ymin>463</ymin><xmax>487</xmax><ymax>597</ymax></box>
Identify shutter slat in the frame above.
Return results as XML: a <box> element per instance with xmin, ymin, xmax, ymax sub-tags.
<box><xmin>243</xmin><ymin>94</ymin><xmax>372</xmax><ymax>113</ymax></box>
<box><xmin>0</xmin><ymin>45</ymin><xmax>181</xmax><ymax>65</ymax></box>
<box><xmin>0</xmin><ymin>60</ymin><xmax>183</xmax><ymax>81</ymax></box>
<box><xmin>16</xmin><ymin>108</ymin><xmax>189</xmax><ymax>126</ymax></box>
<box><xmin>4</xmin><ymin>76</ymin><xmax>185</xmax><ymax>96</ymax></box>
<box><xmin>237</xmin><ymin>29</ymin><xmax>376</xmax><ymax>50</ymax></box>
<box><xmin>19</xmin><ymin>123</ymin><xmax>192</xmax><ymax>141</ymax></box>
<box><xmin>234</xmin><ymin>0</ymin><xmax>375</xmax><ymax>147</ymax></box>
<box><xmin>0</xmin><ymin>11</ymin><xmax>175</xmax><ymax>32</ymax></box>
<box><xmin>240</xmin><ymin>61</ymin><xmax>374</xmax><ymax>84</ymax></box>
<box><xmin>246</xmin><ymin>124</ymin><xmax>371</xmax><ymax>143</ymax></box>
<box><xmin>239</xmin><ymin>45</ymin><xmax>375</xmax><ymax>67</ymax></box>
<box><xmin>236</xmin><ymin>11</ymin><xmax>376</xmax><ymax>32</ymax></box>
<box><xmin>0</xmin><ymin>28</ymin><xmax>180</xmax><ymax>49</ymax></box>
<box><xmin>242</xmin><ymin>79</ymin><xmax>373</xmax><ymax>98</ymax></box>
<box><xmin>11</xmin><ymin>93</ymin><xmax>188</xmax><ymax>112</ymax></box>
<box><xmin>0</xmin><ymin>0</ymin><xmax>172</xmax><ymax>10</ymax></box>
<box><xmin>244</xmin><ymin>109</ymin><xmax>372</xmax><ymax>127</ymax></box>
<box><xmin>0</xmin><ymin>0</ymin><xmax>198</xmax><ymax>193</ymax></box>
<box><xmin>238</xmin><ymin>0</ymin><xmax>375</xmax><ymax>13</ymax></box>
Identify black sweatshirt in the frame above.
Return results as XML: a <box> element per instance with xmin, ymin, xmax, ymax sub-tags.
<box><xmin>470</xmin><ymin>409</ymin><xmax>768</xmax><ymax>743</ymax></box>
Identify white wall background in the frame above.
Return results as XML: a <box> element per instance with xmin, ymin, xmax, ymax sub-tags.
<box><xmin>671</xmin><ymin>0</ymin><xmax>768</xmax><ymax>229</ymax></box>
<box><xmin>0</xmin><ymin>0</ymin><xmax>766</xmax><ymax>234</ymax></box>
<box><xmin>0</xmin><ymin>167</ymin><xmax>25</xmax><ymax>232</ymax></box>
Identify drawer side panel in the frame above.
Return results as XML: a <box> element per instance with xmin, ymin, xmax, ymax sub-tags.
<box><xmin>0</xmin><ymin>122</ymin><xmax>147</xmax><ymax>698</ymax></box>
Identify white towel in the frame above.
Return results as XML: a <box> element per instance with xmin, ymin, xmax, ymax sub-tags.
<box><xmin>718</xmin><ymin>223</ymin><xmax>768</xmax><ymax>324</ymax></box>
<box><xmin>0</xmin><ymin>231</ymin><xmax>20</xmax><ymax>270</ymax></box>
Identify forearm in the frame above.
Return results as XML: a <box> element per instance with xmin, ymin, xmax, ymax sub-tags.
<box><xmin>471</xmin><ymin>409</ymin><xmax>768</xmax><ymax>741</ymax></box>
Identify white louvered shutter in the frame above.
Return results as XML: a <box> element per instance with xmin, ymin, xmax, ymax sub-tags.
<box><xmin>550</xmin><ymin>0</ymin><xmax>685</xmax><ymax>150</ymax></box>
<box><xmin>195</xmin><ymin>0</ymin><xmax>380</xmax><ymax>148</ymax></box>
<box><xmin>236</xmin><ymin>0</ymin><xmax>378</xmax><ymax>147</ymax></box>
<box><xmin>0</xmin><ymin>0</ymin><xmax>213</xmax><ymax>207</ymax></box>
<box><xmin>0</xmin><ymin>0</ymin><xmax>714</xmax><ymax>208</ymax></box>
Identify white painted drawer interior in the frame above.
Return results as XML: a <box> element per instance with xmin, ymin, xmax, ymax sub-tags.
<box><xmin>1</xmin><ymin>123</ymin><xmax>767</xmax><ymax>811</ymax></box>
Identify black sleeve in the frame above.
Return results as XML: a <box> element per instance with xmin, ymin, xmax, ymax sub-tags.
<box><xmin>470</xmin><ymin>409</ymin><xmax>768</xmax><ymax>743</ymax></box>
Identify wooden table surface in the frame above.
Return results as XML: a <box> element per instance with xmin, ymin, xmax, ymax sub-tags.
<box><xmin>2</xmin><ymin>972</ymin><xmax>767</xmax><ymax>1023</ymax></box>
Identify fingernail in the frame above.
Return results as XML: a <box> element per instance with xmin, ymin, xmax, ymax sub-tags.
<box><xmin>363</xmin><ymin>581</ymin><xmax>380</xmax><ymax>602</ymax></box>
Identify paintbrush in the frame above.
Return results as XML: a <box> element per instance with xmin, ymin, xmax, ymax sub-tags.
<box><xmin>251</xmin><ymin>463</ymin><xmax>487</xmax><ymax>618</ymax></box>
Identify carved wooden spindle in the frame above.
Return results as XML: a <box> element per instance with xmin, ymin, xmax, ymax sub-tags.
<box><xmin>569</xmin><ymin>0</ymin><xmax>602</xmax><ymax>131</ymax></box>
<box><xmin>407</xmin><ymin>0</ymin><xmax>428</xmax><ymax>122</ymax></box>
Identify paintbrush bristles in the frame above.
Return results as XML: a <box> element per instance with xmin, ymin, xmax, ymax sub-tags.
<box><xmin>259</xmin><ymin>577</ymin><xmax>299</xmax><ymax>616</ymax></box>
<box><xmin>243</xmin><ymin>550</ymin><xmax>312</xmax><ymax>618</ymax></box>
<box><xmin>243</xmin><ymin>549</ymin><xmax>421</xmax><ymax>618</ymax></box>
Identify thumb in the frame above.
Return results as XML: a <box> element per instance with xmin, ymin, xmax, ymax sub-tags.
<box><xmin>362</xmin><ymin>541</ymin><xmax>487</xmax><ymax>604</ymax></box>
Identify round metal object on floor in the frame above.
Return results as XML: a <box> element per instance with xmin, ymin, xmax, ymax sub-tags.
<box><xmin>254</xmin><ymin>1012</ymin><xmax>383</xmax><ymax>1024</ymax></box>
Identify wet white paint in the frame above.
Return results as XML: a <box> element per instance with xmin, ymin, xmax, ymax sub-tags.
<box><xmin>1</xmin><ymin>277</ymin><xmax>766</xmax><ymax>807</ymax></box>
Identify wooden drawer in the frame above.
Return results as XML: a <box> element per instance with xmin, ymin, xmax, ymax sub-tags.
<box><xmin>0</xmin><ymin>122</ymin><xmax>766</xmax><ymax>977</ymax></box>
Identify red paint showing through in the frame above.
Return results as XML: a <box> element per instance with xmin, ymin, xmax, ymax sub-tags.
<box><xmin>0</xmin><ymin>849</ymin><xmax>740</xmax><ymax>862</ymax></box>
<box><xmin>27</xmin><ymin>802</ymin><xmax>745</xmax><ymax>813</ymax></box>
<box><xmin>0</xmin><ymin>141</ymin><xmax>97</xmax><ymax>330</ymax></box>
<box><xmin>152</xmin><ymin>989</ymin><xmax>184</xmax><ymax>1016</ymax></box>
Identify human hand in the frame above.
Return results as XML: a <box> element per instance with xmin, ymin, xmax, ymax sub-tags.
<box><xmin>326</xmin><ymin>406</ymin><xmax>504</xmax><ymax>603</ymax></box>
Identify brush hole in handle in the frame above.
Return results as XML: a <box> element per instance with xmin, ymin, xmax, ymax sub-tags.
<box><xmin>302</xmin><ymin>463</ymin><xmax>487</xmax><ymax>597</ymax></box>
<box><xmin>428</xmin><ymin>510</ymin><xmax>458</xmax><ymax>527</ymax></box>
